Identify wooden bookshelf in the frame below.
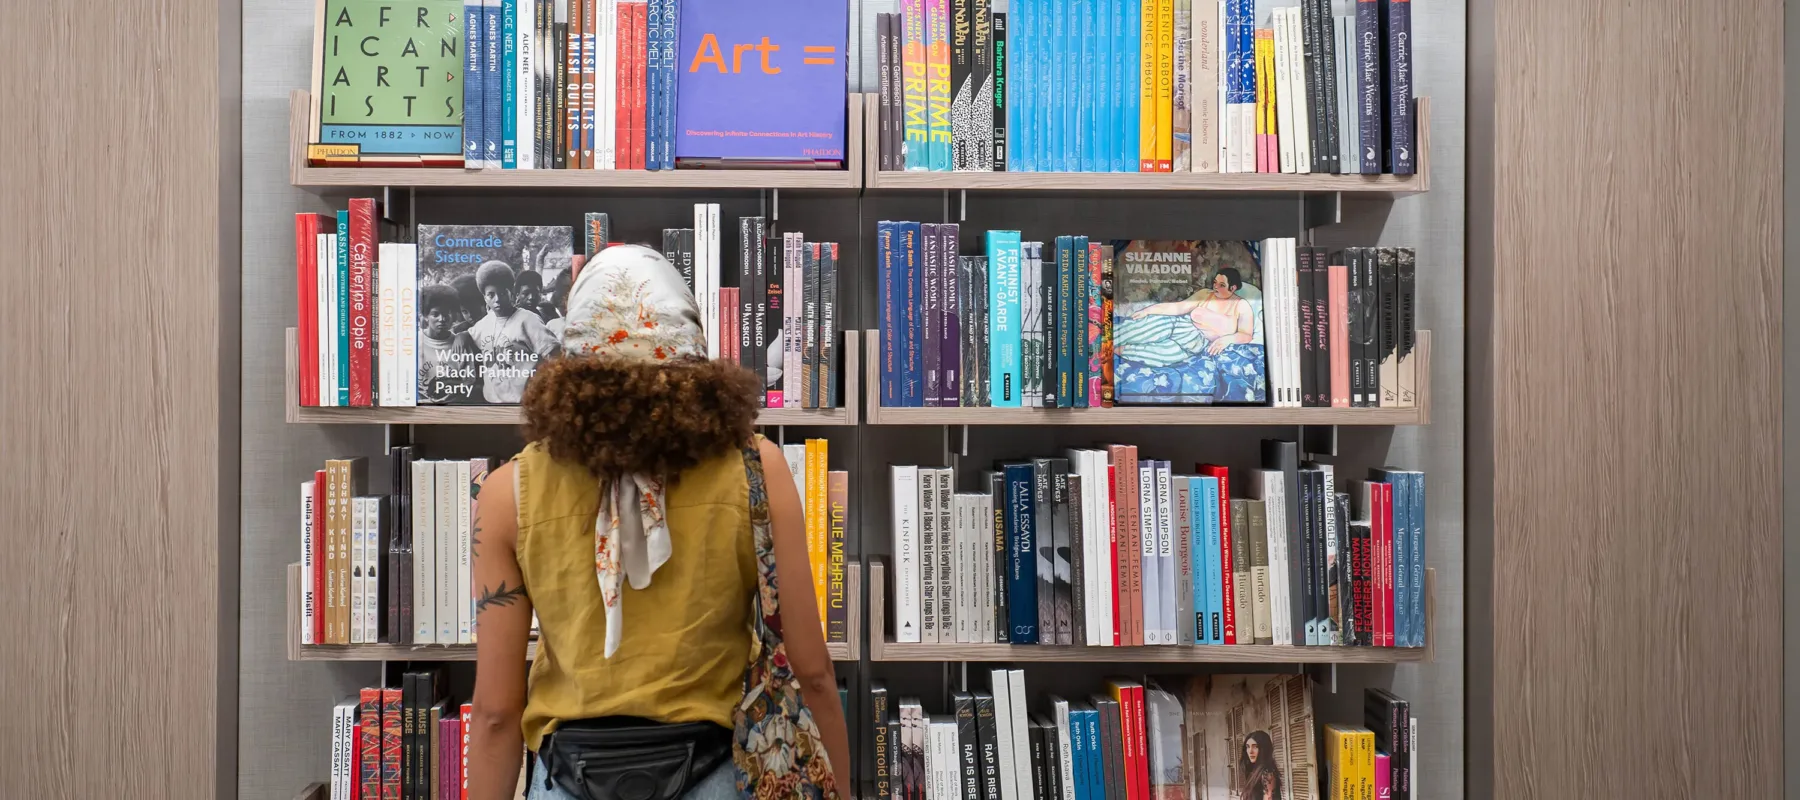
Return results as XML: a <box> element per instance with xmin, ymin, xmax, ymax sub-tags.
<box><xmin>284</xmin><ymin>328</ymin><xmax>860</xmax><ymax>427</ymax></box>
<box><xmin>861</xmin><ymin>330</ymin><xmax>1431</xmax><ymax>425</ymax></box>
<box><xmin>864</xmin><ymin>96</ymin><xmax>1431</xmax><ymax>196</ymax></box>
<box><xmin>296</xmin><ymin>784</ymin><xmax>324</xmax><ymax>800</ymax></box>
<box><xmin>867</xmin><ymin>561</ymin><xmax>1431</xmax><ymax>663</ymax></box>
<box><xmin>286</xmin><ymin>562</ymin><xmax>860</xmax><ymax>662</ymax></box>
<box><xmin>289</xmin><ymin>90</ymin><xmax>863</xmax><ymax>191</ymax></box>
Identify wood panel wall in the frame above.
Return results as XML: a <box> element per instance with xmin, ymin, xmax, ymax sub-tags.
<box><xmin>1472</xmin><ymin>0</ymin><xmax>1782</xmax><ymax>796</ymax></box>
<box><xmin>0</xmin><ymin>0</ymin><xmax>232</xmax><ymax>797</ymax></box>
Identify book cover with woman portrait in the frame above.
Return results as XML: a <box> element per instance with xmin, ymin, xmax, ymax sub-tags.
<box><xmin>1109</xmin><ymin>240</ymin><xmax>1268</xmax><ymax>405</ymax></box>
<box><xmin>416</xmin><ymin>224</ymin><xmax>571</xmax><ymax>404</ymax></box>
<box><xmin>1181</xmin><ymin>674</ymin><xmax>1318</xmax><ymax>800</ymax></box>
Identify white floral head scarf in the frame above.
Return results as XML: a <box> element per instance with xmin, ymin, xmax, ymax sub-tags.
<box><xmin>560</xmin><ymin>244</ymin><xmax>704</xmax><ymax>657</ymax></box>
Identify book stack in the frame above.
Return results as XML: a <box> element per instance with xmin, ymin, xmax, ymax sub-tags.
<box><xmin>308</xmin><ymin>0</ymin><xmax>848</xmax><ymax>169</ymax></box>
<box><xmin>877</xmin><ymin>227</ymin><xmax>1420</xmax><ymax>409</ymax></box>
<box><xmin>779</xmin><ymin>440</ymin><xmax>851</xmax><ymax>641</ymax></box>
<box><xmin>888</xmin><ymin>440</ymin><xmax>1425</xmax><ymax>648</ymax></box>
<box><xmin>294</xmin><ymin>205</ymin><xmax>844</xmax><ymax>410</ymax></box>
<box><xmin>868</xmin><ymin>673</ymin><xmax>1331</xmax><ymax>800</ymax></box>
<box><xmin>1321</xmin><ymin>689</ymin><xmax>1416</xmax><ymax>800</ymax></box>
<box><xmin>874</xmin><ymin>0</ymin><xmax>1415</xmax><ymax>174</ymax></box>
<box><xmin>327</xmin><ymin>671</ymin><xmax>503</xmax><ymax>800</ymax></box>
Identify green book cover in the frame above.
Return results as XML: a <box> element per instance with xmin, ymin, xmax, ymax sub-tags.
<box><xmin>313</xmin><ymin>0</ymin><xmax>465</xmax><ymax>155</ymax></box>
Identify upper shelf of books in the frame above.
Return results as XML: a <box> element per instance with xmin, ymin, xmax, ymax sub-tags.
<box><xmin>289</xmin><ymin>91</ymin><xmax>864</xmax><ymax>191</ymax></box>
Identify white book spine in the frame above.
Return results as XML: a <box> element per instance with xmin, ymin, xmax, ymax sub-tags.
<box><xmin>787</xmin><ymin>233</ymin><xmax>803</xmax><ymax>407</ymax></box>
<box><xmin>325</xmin><ymin>235</ymin><xmax>339</xmax><ymax>406</ymax></box>
<box><xmin>892</xmin><ymin>466</ymin><xmax>922</xmax><ymax>643</ymax></box>
<box><xmin>1259</xmin><ymin>470</ymin><xmax>1291</xmax><ymax>645</ymax></box>
<box><xmin>300</xmin><ymin>482</ymin><xmax>316</xmax><ymax>645</ymax></box>
<box><xmin>349</xmin><ymin>496</ymin><xmax>364</xmax><ymax>644</ymax></box>
<box><xmin>990</xmin><ymin>670</ymin><xmax>1019</xmax><ymax>800</ymax></box>
<box><xmin>919</xmin><ymin>466</ymin><xmax>939</xmax><ymax>643</ymax></box>
<box><xmin>1005</xmin><ymin>670</ymin><xmax>1033</xmax><ymax>800</ymax></box>
<box><xmin>1095</xmin><ymin>452</ymin><xmax>1116</xmax><ymax>646</ymax></box>
<box><xmin>436</xmin><ymin>461</ymin><xmax>460</xmax><ymax>644</ymax></box>
<box><xmin>1052</xmin><ymin>698</ymin><xmax>1076</xmax><ymax>800</ymax></box>
<box><xmin>1288</xmin><ymin>239</ymin><xmax>1303</xmax><ymax>408</ymax></box>
<box><xmin>1273</xmin><ymin>8</ymin><xmax>1294</xmax><ymax>173</ymax></box>
<box><xmin>1137</xmin><ymin>465</ymin><xmax>1158</xmax><ymax>645</ymax></box>
<box><xmin>376</xmin><ymin>243</ymin><xmax>393</xmax><ymax>406</ymax></box>
<box><xmin>458</xmin><ymin>462</ymin><xmax>477</xmax><ymax>644</ymax></box>
<box><xmin>316</xmin><ymin>233</ymin><xmax>330</xmax><ymax>406</ymax></box>
<box><xmin>452</xmin><ymin>460</ymin><xmax>472</xmax><ymax>642</ymax></box>
<box><xmin>331</xmin><ymin>702</ymin><xmax>350</xmax><ymax>800</ymax></box>
<box><xmin>412</xmin><ymin>460</ymin><xmax>436</xmax><ymax>644</ymax></box>
<box><xmin>980</xmin><ymin>493</ymin><xmax>995</xmax><ymax>643</ymax></box>
<box><xmin>953</xmin><ymin>495</ymin><xmax>968</xmax><ymax>644</ymax></box>
<box><xmin>695</xmin><ymin>204</ymin><xmax>712</xmax><ymax>356</ymax></box>
<box><xmin>1272</xmin><ymin>239</ymin><xmax>1292</xmax><ymax>407</ymax></box>
<box><xmin>398</xmin><ymin>244</ymin><xmax>418</xmax><ymax>406</ymax></box>
<box><xmin>518</xmin><ymin>0</ymin><xmax>536</xmax><ymax>169</ymax></box>
<box><xmin>708</xmin><ymin>204</ymin><xmax>721</xmax><ymax>356</ymax></box>
<box><xmin>1155</xmin><ymin>461</ymin><xmax>1175</xmax><ymax>645</ymax></box>
<box><xmin>1287</xmin><ymin>8</ymin><xmax>1312</xmax><ymax>173</ymax></box>
<box><xmin>935</xmin><ymin>469</ymin><xmax>954</xmax><ymax>642</ymax></box>
<box><xmin>935</xmin><ymin>719</ymin><xmax>955</xmax><ymax>800</ymax></box>
<box><xmin>603</xmin><ymin>0</ymin><xmax>619</xmax><ymax>169</ymax></box>
<box><xmin>782</xmin><ymin>444</ymin><xmax>806</xmax><ymax>493</ymax></box>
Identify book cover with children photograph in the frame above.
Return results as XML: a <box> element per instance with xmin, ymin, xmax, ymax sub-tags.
<box><xmin>1110</xmin><ymin>240</ymin><xmax>1268</xmax><ymax>405</ymax></box>
<box><xmin>416</xmin><ymin>225</ymin><xmax>571</xmax><ymax>404</ymax></box>
<box><xmin>1182</xmin><ymin>674</ymin><xmax>1318</xmax><ymax>800</ymax></box>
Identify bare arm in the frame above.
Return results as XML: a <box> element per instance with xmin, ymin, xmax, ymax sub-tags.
<box><xmin>758</xmin><ymin>437</ymin><xmax>851</xmax><ymax>791</ymax></box>
<box><xmin>470</xmin><ymin>461</ymin><xmax>532</xmax><ymax>800</ymax></box>
<box><xmin>1130</xmin><ymin>299</ymin><xmax>1201</xmax><ymax>320</ymax></box>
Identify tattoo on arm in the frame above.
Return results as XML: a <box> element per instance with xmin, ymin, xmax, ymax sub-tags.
<box><xmin>476</xmin><ymin>580</ymin><xmax>528</xmax><ymax>612</ymax></box>
<box><xmin>470</xmin><ymin>521</ymin><xmax>483</xmax><ymax>559</ymax></box>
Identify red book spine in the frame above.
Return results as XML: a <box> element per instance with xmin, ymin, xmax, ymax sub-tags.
<box><xmin>351</xmin><ymin>722</ymin><xmax>362</xmax><ymax>800</ymax></box>
<box><xmin>1125</xmin><ymin>446</ymin><xmax>1143</xmax><ymax>646</ymax></box>
<box><xmin>346</xmin><ymin>198</ymin><xmax>377</xmax><ymax>407</ymax></box>
<box><xmin>1107</xmin><ymin>447</ymin><xmax>1134</xmax><ymax>647</ymax></box>
<box><xmin>566</xmin><ymin>0</ymin><xmax>584</xmax><ymax>167</ymax></box>
<box><xmin>311</xmin><ymin>470</ymin><xmax>328</xmax><ymax>644</ymax></box>
<box><xmin>460</xmin><ymin>704</ymin><xmax>473</xmax><ymax>800</ymax></box>
<box><xmin>358</xmin><ymin>689</ymin><xmax>382</xmax><ymax>800</ymax></box>
<box><xmin>1129</xmin><ymin>686</ymin><xmax>1148</xmax><ymax>800</ymax></box>
<box><xmin>1197</xmin><ymin>464</ymin><xmax>1235</xmax><ymax>644</ymax></box>
<box><xmin>296</xmin><ymin>215</ymin><xmax>318</xmax><ymax>406</ymax></box>
<box><xmin>616</xmin><ymin>7</ymin><xmax>631</xmax><ymax>168</ymax></box>
<box><xmin>381</xmin><ymin>689</ymin><xmax>402</xmax><ymax>800</ymax></box>
<box><xmin>632</xmin><ymin>4</ymin><xmax>648</xmax><ymax>169</ymax></box>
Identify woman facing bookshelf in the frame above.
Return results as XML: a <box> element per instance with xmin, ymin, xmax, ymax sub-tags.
<box><xmin>465</xmin><ymin>245</ymin><xmax>850</xmax><ymax>800</ymax></box>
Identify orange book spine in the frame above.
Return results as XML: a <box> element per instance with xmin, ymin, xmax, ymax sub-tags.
<box><xmin>358</xmin><ymin>689</ymin><xmax>381</xmax><ymax>800</ymax></box>
<box><xmin>806</xmin><ymin>439</ymin><xmax>828</xmax><ymax>630</ymax></box>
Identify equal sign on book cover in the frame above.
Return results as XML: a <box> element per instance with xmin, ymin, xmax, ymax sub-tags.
<box><xmin>673</xmin><ymin>0</ymin><xmax>848</xmax><ymax>165</ymax></box>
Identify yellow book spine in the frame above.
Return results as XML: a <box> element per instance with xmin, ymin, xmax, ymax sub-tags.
<box><xmin>1261</xmin><ymin>30</ymin><xmax>1277</xmax><ymax>169</ymax></box>
<box><xmin>806</xmin><ymin>439</ymin><xmax>828</xmax><ymax>628</ymax></box>
<box><xmin>1139</xmin><ymin>0</ymin><xmax>1158</xmax><ymax>171</ymax></box>
<box><xmin>1253</xmin><ymin>28</ymin><xmax>1270</xmax><ymax>173</ymax></box>
<box><xmin>1359</xmin><ymin>730</ymin><xmax>1376</xmax><ymax>800</ymax></box>
<box><xmin>1154</xmin><ymin>0</ymin><xmax>1174</xmax><ymax>170</ymax></box>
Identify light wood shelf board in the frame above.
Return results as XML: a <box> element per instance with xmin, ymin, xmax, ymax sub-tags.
<box><xmin>286</xmin><ymin>562</ymin><xmax>857</xmax><ymax>662</ymax></box>
<box><xmin>865</xmin><ymin>96</ymin><xmax>1430</xmax><ymax>196</ymax></box>
<box><xmin>867</xmin><ymin>561</ymin><xmax>1431</xmax><ymax>664</ymax></box>
<box><xmin>290</xmin><ymin>90</ymin><xmax>862</xmax><ymax>191</ymax></box>
<box><xmin>285</xmin><ymin>328</ymin><xmax>859</xmax><ymax>427</ymax></box>
<box><xmin>862</xmin><ymin>330</ymin><xmax>1430</xmax><ymax>426</ymax></box>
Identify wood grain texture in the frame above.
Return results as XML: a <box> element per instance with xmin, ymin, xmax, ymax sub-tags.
<box><xmin>863</xmin><ymin>329</ymin><xmax>1431</xmax><ymax>425</ymax></box>
<box><xmin>0</xmin><ymin>0</ymin><xmax>223</xmax><ymax>796</ymax></box>
<box><xmin>867</xmin><ymin>562</ymin><xmax>1430</xmax><ymax>663</ymax></box>
<box><xmin>285</xmin><ymin>563</ymin><xmax>858</xmax><ymax>662</ymax></box>
<box><xmin>866</xmin><ymin>94</ymin><xmax>1431</xmax><ymax>196</ymax></box>
<box><xmin>1486</xmin><ymin>0</ymin><xmax>1781</xmax><ymax>796</ymax></box>
<box><xmin>285</xmin><ymin>329</ymin><xmax>860</xmax><ymax>426</ymax></box>
<box><xmin>292</xmin><ymin>91</ymin><xmax>863</xmax><ymax>190</ymax></box>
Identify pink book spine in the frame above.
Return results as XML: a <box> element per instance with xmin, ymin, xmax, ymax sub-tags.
<box><xmin>1375</xmin><ymin>752</ymin><xmax>1391</xmax><ymax>799</ymax></box>
<box><xmin>1379</xmin><ymin>482</ymin><xmax>1394</xmax><ymax>647</ymax></box>
<box><xmin>1328</xmin><ymin>264</ymin><xmax>1349</xmax><ymax>407</ymax></box>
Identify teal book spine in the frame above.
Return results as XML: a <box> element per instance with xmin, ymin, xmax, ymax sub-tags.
<box><xmin>1071</xmin><ymin>236</ymin><xmax>1089</xmax><ymax>406</ymax></box>
<box><xmin>335</xmin><ymin>210</ymin><xmax>351</xmax><ymax>405</ymax></box>
<box><xmin>501</xmin><ymin>0</ymin><xmax>518</xmax><ymax>168</ymax></box>
<box><xmin>986</xmin><ymin>230</ymin><xmax>1023</xmax><ymax>407</ymax></box>
<box><xmin>1053</xmin><ymin>236</ymin><xmax>1073</xmax><ymax>407</ymax></box>
<box><xmin>1201</xmin><ymin>476</ymin><xmax>1224</xmax><ymax>645</ymax></box>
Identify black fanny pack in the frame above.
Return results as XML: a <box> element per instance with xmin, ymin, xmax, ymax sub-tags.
<box><xmin>539</xmin><ymin>717</ymin><xmax>733</xmax><ymax>800</ymax></box>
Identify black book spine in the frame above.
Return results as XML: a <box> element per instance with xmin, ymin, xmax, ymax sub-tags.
<box><xmin>950</xmin><ymin>0</ymin><xmax>973</xmax><ymax>170</ymax></box>
<box><xmin>1397</xmin><ymin>699</ymin><xmax>1413</xmax><ymax>800</ymax></box>
<box><xmin>1067</xmin><ymin>473</ymin><xmax>1085</xmax><ymax>646</ymax></box>
<box><xmin>803</xmin><ymin>243</ymin><xmax>822</xmax><ymax>408</ymax></box>
<box><xmin>973</xmin><ymin>256</ymin><xmax>991</xmax><ymax>405</ymax></box>
<box><xmin>871</xmin><ymin>684</ymin><xmax>891</xmax><ymax>800</ymax></box>
<box><xmin>1301</xmin><ymin>0</ymin><xmax>1325</xmax><ymax>172</ymax></box>
<box><xmin>958</xmin><ymin>256</ymin><xmax>975</xmax><ymax>405</ymax></box>
<box><xmin>887</xmin><ymin>719</ymin><xmax>904</xmax><ymax>800</ymax></box>
<box><xmin>1032</xmin><ymin>459</ymin><xmax>1055</xmax><ymax>641</ymax></box>
<box><xmin>1041</xmin><ymin>718</ymin><xmax>1062</xmax><ymax>800</ymax></box>
<box><xmin>878</xmin><ymin>14</ymin><xmax>896</xmax><ymax>172</ymax></box>
<box><xmin>401</xmin><ymin>672</ymin><xmax>417</xmax><ymax>800</ymax></box>
<box><xmin>739</xmin><ymin>218</ymin><xmax>755</xmax><ymax>373</ymax></box>
<box><xmin>384</xmin><ymin>448</ymin><xmax>402</xmax><ymax>643</ymax></box>
<box><xmin>1049</xmin><ymin>461</ymin><xmax>1072</xmax><ymax>645</ymax></box>
<box><xmin>941</xmin><ymin>225</ymin><xmax>961</xmax><ymax>407</ymax></box>
<box><xmin>764</xmin><ymin>236</ymin><xmax>784</xmax><ymax>405</ymax></box>
<box><xmin>1310</xmin><ymin>470</ymin><xmax>1328</xmax><ymax>641</ymax></box>
<box><xmin>1360</xmin><ymin>248</ymin><xmax>1380</xmax><ymax>408</ymax></box>
<box><xmin>991</xmin><ymin>13</ymin><xmax>1008</xmax><ymax>170</ymax></box>
<box><xmin>1379</xmin><ymin>246</ymin><xmax>1399</xmax><ymax>406</ymax></box>
<box><xmin>974</xmin><ymin>694</ymin><xmax>999</xmax><ymax>800</ymax></box>
<box><xmin>1313</xmin><ymin>248</ymin><xmax>1333</xmax><ymax>405</ymax></box>
<box><xmin>1334</xmin><ymin>491</ymin><xmax>1352</xmax><ymax>645</ymax></box>
<box><xmin>1296</xmin><ymin>468</ymin><xmax>1315</xmax><ymax>643</ymax></box>
<box><xmin>1345</xmin><ymin>249</ymin><xmax>1364</xmax><ymax>406</ymax></box>
<box><xmin>1398</xmin><ymin>247</ymin><xmax>1416</xmax><ymax>407</ymax></box>
<box><xmin>890</xmin><ymin>13</ymin><xmax>907</xmax><ymax>172</ymax></box>
<box><xmin>1316</xmin><ymin>0</ymin><xmax>1340</xmax><ymax>173</ymax></box>
<box><xmin>1027</xmin><ymin>721</ymin><xmax>1048</xmax><ymax>800</ymax></box>
<box><xmin>1297</xmin><ymin>248</ymin><xmax>1317</xmax><ymax>406</ymax></box>
<box><xmin>1381</xmin><ymin>0</ymin><xmax>1414</xmax><ymax>174</ymax></box>
<box><xmin>680</xmin><ymin>229</ymin><xmax>698</xmax><ymax>298</ymax></box>
<box><xmin>921</xmin><ymin>223</ymin><xmax>943</xmax><ymax>407</ymax></box>
<box><xmin>955</xmin><ymin>693</ymin><xmax>979</xmax><ymax>800</ymax></box>
<box><xmin>1092</xmin><ymin>698</ymin><xmax>1122</xmax><ymax>800</ymax></box>
<box><xmin>987</xmin><ymin>471</ymin><xmax>1010</xmax><ymax>642</ymax></box>
<box><xmin>750</xmin><ymin>218</ymin><xmax>768</xmax><ymax>402</ymax></box>
<box><xmin>1039</xmin><ymin>244</ymin><xmax>1057</xmax><ymax>407</ymax></box>
<box><xmin>822</xmin><ymin>242</ymin><xmax>840</xmax><ymax>408</ymax></box>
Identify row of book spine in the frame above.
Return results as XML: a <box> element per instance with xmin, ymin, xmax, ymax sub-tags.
<box><xmin>461</xmin><ymin>0</ymin><xmax>678</xmax><ymax>170</ymax></box>
<box><xmin>328</xmin><ymin>672</ymin><xmax>474</xmax><ymax>800</ymax></box>
<box><xmin>875</xmin><ymin>0</ymin><xmax>1414</xmax><ymax>174</ymax></box>
<box><xmin>300</xmin><ymin>445</ymin><xmax>852</xmax><ymax>646</ymax></box>
<box><xmin>890</xmin><ymin>439</ymin><xmax>1425</xmax><ymax>648</ymax></box>
<box><xmin>296</xmin><ymin>201</ymin><xmax>412</xmax><ymax>408</ymax></box>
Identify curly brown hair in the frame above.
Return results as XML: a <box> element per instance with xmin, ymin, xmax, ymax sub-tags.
<box><xmin>521</xmin><ymin>354</ymin><xmax>761</xmax><ymax>481</ymax></box>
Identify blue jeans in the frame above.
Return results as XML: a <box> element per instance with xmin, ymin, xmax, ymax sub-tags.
<box><xmin>525</xmin><ymin>753</ymin><xmax>740</xmax><ymax>800</ymax></box>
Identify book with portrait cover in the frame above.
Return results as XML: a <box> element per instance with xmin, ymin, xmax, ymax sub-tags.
<box><xmin>1110</xmin><ymin>240</ymin><xmax>1267</xmax><ymax>405</ymax></box>
<box><xmin>673</xmin><ymin>0</ymin><xmax>847</xmax><ymax>165</ymax></box>
<box><xmin>1182</xmin><ymin>674</ymin><xmax>1318</xmax><ymax>800</ymax></box>
<box><xmin>310</xmin><ymin>0</ymin><xmax>467</xmax><ymax>162</ymax></box>
<box><xmin>415</xmin><ymin>225</ymin><xmax>570</xmax><ymax>404</ymax></box>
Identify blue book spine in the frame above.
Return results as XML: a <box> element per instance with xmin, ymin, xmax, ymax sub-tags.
<box><xmin>1121</xmin><ymin>0</ymin><xmax>1139</xmax><ymax>171</ymax></box>
<box><xmin>501</xmin><ymin>0</ymin><xmax>518</xmax><ymax>168</ymax></box>
<box><xmin>1079</xmin><ymin>0</ymin><xmax>1095</xmax><ymax>172</ymax></box>
<box><xmin>1004</xmin><ymin>463</ymin><xmax>1038</xmax><ymax>643</ymax></box>
<box><xmin>1186</xmin><ymin>477</ymin><xmax>1206</xmax><ymax>644</ymax></box>
<box><xmin>1067</xmin><ymin>703</ymin><xmax>1087</xmax><ymax>800</ymax></box>
<box><xmin>1410</xmin><ymin>471</ymin><xmax>1425</xmax><ymax>647</ymax></box>
<box><xmin>986</xmin><ymin>230</ymin><xmax>1023</xmax><ymax>407</ymax></box>
<box><xmin>1382</xmin><ymin>0</ymin><xmax>1413</xmax><ymax>173</ymax></box>
<box><xmin>1356</xmin><ymin>0</ymin><xmax>1381</xmax><ymax>173</ymax></box>
<box><xmin>1071</xmin><ymin>236</ymin><xmax>1089</xmax><ymax>406</ymax></box>
<box><xmin>1052</xmin><ymin>236</ymin><xmax>1072</xmax><ymax>406</ymax></box>
<box><xmin>1009</xmin><ymin>0</ymin><xmax>1027</xmax><ymax>171</ymax></box>
<box><xmin>1081</xmin><ymin>710</ymin><xmax>1101</xmax><ymax>800</ymax></box>
<box><xmin>899</xmin><ymin>222</ymin><xmax>924</xmax><ymax>406</ymax></box>
<box><xmin>1042</xmin><ymin>0</ymin><xmax>1059</xmax><ymax>171</ymax></box>
<box><xmin>1091</xmin><ymin>0</ymin><xmax>1109</xmax><ymax>171</ymax></box>
<box><xmin>646</xmin><ymin>1</ymin><xmax>662</xmax><ymax>169</ymax></box>
<box><xmin>483</xmin><ymin>0</ymin><xmax>503</xmax><ymax>167</ymax></box>
<box><xmin>1202</xmin><ymin>476</ymin><xmax>1224</xmax><ymax>645</ymax></box>
<box><xmin>661</xmin><ymin>0</ymin><xmax>680</xmax><ymax>169</ymax></box>
<box><xmin>464</xmin><ymin>2</ymin><xmax>483</xmax><ymax>166</ymax></box>
<box><xmin>334</xmin><ymin>211</ymin><xmax>351</xmax><ymax>405</ymax></box>
<box><xmin>878</xmin><ymin>222</ymin><xmax>900</xmax><ymax>408</ymax></box>
<box><xmin>1109</xmin><ymin>0</ymin><xmax>1125</xmax><ymax>171</ymax></box>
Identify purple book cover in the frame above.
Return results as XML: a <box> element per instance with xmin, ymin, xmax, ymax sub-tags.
<box><xmin>674</xmin><ymin>0</ymin><xmax>849</xmax><ymax>163</ymax></box>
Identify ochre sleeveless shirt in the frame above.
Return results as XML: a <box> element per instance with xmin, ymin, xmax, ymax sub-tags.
<box><xmin>514</xmin><ymin>441</ymin><xmax>756</xmax><ymax>752</ymax></box>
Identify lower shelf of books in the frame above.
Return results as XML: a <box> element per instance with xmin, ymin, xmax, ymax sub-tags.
<box><xmin>287</xmin><ymin>562</ymin><xmax>859</xmax><ymax>662</ymax></box>
<box><xmin>867</xmin><ymin>561</ymin><xmax>1431</xmax><ymax>664</ymax></box>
